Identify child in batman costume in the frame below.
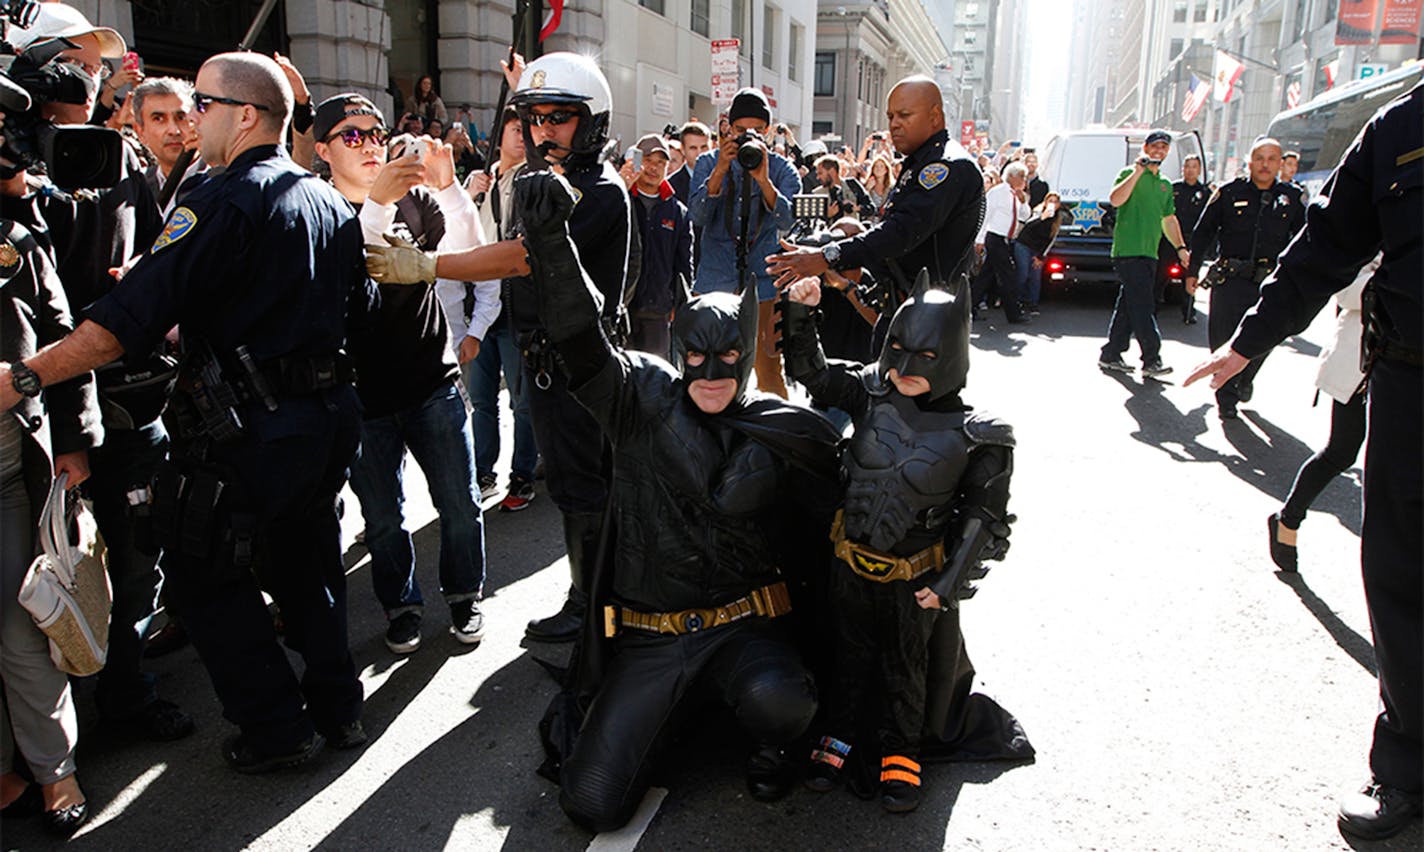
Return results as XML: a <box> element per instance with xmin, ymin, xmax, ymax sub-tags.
<box><xmin>781</xmin><ymin>270</ymin><xmax>1034</xmax><ymax>813</ymax></box>
<box><xmin>514</xmin><ymin>170</ymin><xmax>842</xmax><ymax>832</ymax></box>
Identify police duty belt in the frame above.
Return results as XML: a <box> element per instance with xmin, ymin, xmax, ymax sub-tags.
<box><xmin>602</xmin><ymin>581</ymin><xmax>792</xmax><ymax>638</ymax></box>
<box><xmin>831</xmin><ymin>509</ymin><xmax>946</xmax><ymax>583</ymax></box>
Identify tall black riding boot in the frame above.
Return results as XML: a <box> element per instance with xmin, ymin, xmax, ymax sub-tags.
<box><xmin>526</xmin><ymin>512</ymin><xmax>602</xmax><ymax>643</ymax></box>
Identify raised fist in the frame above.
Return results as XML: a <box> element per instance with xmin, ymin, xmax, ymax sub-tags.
<box><xmin>515</xmin><ymin>170</ymin><xmax>578</xmax><ymax>241</ymax></box>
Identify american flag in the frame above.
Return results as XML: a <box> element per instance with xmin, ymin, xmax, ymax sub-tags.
<box><xmin>1286</xmin><ymin>81</ymin><xmax>1302</xmax><ymax>109</ymax></box>
<box><xmin>540</xmin><ymin>0</ymin><xmax>564</xmax><ymax>41</ymax></box>
<box><xmin>1181</xmin><ymin>74</ymin><xmax>1210</xmax><ymax>122</ymax></box>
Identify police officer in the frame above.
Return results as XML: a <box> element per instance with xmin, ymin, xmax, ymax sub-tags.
<box><xmin>1185</xmin><ymin>137</ymin><xmax>1305</xmax><ymax>420</ymax></box>
<box><xmin>1187</xmin><ymin>82</ymin><xmax>1421</xmax><ymax>841</ymax></box>
<box><xmin>767</xmin><ymin>76</ymin><xmax>982</xmax><ymax>343</ymax></box>
<box><xmin>367</xmin><ymin>53</ymin><xmax>632</xmax><ymax>644</ymax></box>
<box><xmin>1168</xmin><ymin>153</ymin><xmax>1211</xmax><ymax>324</ymax></box>
<box><xmin>0</xmin><ymin>52</ymin><xmax>374</xmax><ymax>772</ymax></box>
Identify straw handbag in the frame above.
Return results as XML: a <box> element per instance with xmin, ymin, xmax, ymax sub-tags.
<box><xmin>17</xmin><ymin>473</ymin><xmax>112</xmax><ymax>676</ymax></box>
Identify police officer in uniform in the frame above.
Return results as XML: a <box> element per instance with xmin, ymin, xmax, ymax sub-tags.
<box><xmin>1188</xmin><ymin>82</ymin><xmax>1421</xmax><ymax>841</ymax></box>
<box><xmin>0</xmin><ymin>52</ymin><xmax>375</xmax><ymax>772</ymax></box>
<box><xmin>1167</xmin><ymin>154</ymin><xmax>1211</xmax><ymax>324</ymax></box>
<box><xmin>367</xmin><ymin>53</ymin><xmax>632</xmax><ymax>644</ymax></box>
<box><xmin>1185</xmin><ymin>137</ymin><xmax>1305</xmax><ymax>419</ymax></box>
<box><xmin>766</xmin><ymin>76</ymin><xmax>982</xmax><ymax>343</ymax></box>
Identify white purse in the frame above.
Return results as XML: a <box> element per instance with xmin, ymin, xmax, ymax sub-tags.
<box><xmin>17</xmin><ymin>473</ymin><xmax>112</xmax><ymax>676</ymax></box>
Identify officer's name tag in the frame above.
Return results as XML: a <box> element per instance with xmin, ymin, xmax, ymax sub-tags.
<box><xmin>918</xmin><ymin>163</ymin><xmax>949</xmax><ymax>190</ymax></box>
<box><xmin>1233</xmin><ymin>200</ymin><xmax>1249</xmax><ymax>207</ymax></box>
<box><xmin>152</xmin><ymin>207</ymin><xmax>198</xmax><ymax>253</ymax></box>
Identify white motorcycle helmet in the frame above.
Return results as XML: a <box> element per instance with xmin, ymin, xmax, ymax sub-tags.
<box><xmin>511</xmin><ymin>52</ymin><xmax>612</xmax><ymax>169</ymax></box>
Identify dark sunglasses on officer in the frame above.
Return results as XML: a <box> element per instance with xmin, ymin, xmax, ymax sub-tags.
<box><xmin>524</xmin><ymin>108</ymin><xmax>579</xmax><ymax>127</ymax></box>
<box><xmin>324</xmin><ymin>125</ymin><xmax>391</xmax><ymax>148</ymax></box>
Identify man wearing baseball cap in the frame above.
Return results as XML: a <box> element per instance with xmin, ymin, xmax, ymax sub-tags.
<box><xmin>626</xmin><ymin>133</ymin><xmax>691</xmax><ymax>358</ymax></box>
<box><xmin>1097</xmin><ymin>129</ymin><xmax>1188</xmax><ymax>378</ymax></box>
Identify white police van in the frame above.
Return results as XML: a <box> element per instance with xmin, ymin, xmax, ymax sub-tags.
<box><xmin>1037</xmin><ymin>128</ymin><xmax>1205</xmax><ymax>292</ymax></box>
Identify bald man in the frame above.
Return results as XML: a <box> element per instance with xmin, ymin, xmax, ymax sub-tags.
<box><xmin>768</xmin><ymin>77</ymin><xmax>984</xmax><ymax>337</ymax></box>
<box><xmin>0</xmin><ymin>51</ymin><xmax>378</xmax><ymax>772</ymax></box>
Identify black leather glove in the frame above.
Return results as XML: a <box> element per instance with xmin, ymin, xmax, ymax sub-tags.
<box><xmin>513</xmin><ymin>171</ymin><xmax>604</xmax><ymax>343</ymax></box>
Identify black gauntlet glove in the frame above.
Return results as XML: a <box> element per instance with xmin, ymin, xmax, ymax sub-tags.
<box><xmin>514</xmin><ymin>170</ymin><xmax>605</xmax><ymax>343</ymax></box>
<box><xmin>778</xmin><ymin>299</ymin><xmax>827</xmax><ymax>381</ymax></box>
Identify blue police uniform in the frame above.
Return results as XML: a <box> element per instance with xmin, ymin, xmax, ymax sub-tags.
<box><xmin>1230</xmin><ymin>83</ymin><xmax>1421</xmax><ymax>833</ymax></box>
<box><xmin>86</xmin><ymin>144</ymin><xmax>375</xmax><ymax>760</ymax></box>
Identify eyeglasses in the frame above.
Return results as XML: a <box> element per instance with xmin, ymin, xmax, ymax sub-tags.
<box><xmin>325</xmin><ymin>126</ymin><xmax>391</xmax><ymax>148</ymax></box>
<box><xmin>525</xmin><ymin>110</ymin><xmax>579</xmax><ymax>127</ymax></box>
<box><xmin>55</xmin><ymin>57</ymin><xmax>110</xmax><ymax>80</ymax></box>
<box><xmin>193</xmin><ymin>92</ymin><xmax>271</xmax><ymax>114</ymax></box>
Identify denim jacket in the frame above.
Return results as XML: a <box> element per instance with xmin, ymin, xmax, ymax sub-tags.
<box><xmin>687</xmin><ymin>148</ymin><xmax>799</xmax><ymax>300</ymax></box>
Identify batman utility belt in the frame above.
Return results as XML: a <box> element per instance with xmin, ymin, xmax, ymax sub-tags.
<box><xmin>603</xmin><ymin>581</ymin><xmax>792</xmax><ymax>638</ymax></box>
<box><xmin>830</xmin><ymin>510</ymin><xmax>945</xmax><ymax>583</ymax></box>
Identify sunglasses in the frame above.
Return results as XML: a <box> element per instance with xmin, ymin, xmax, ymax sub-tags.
<box><xmin>525</xmin><ymin>110</ymin><xmax>579</xmax><ymax>127</ymax></box>
<box><xmin>325</xmin><ymin>126</ymin><xmax>391</xmax><ymax>148</ymax></box>
<box><xmin>193</xmin><ymin>92</ymin><xmax>271</xmax><ymax>114</ymax></box>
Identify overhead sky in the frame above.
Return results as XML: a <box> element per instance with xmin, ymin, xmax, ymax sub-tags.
<box><xmin>1020</xmin><ymin>0</ymin><xmax>1075</xmax><ymax>144</ymax></box>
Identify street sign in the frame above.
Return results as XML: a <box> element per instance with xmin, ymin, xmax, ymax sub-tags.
<box><xmin>711</xmin><ymin>39</ymin><xmax>739</xmax><ymax>107</ymax></box>
<box><xmin>1357</xmin><ymin>63</ymin><xmax>1389</xmax><ymax>80</ymax></box>
<box><xmin>652</xmin><ymin>82</ymin><xmax>674</xmax><ymax>117</ymax></box>
<box><xmin>960</xmin><ymin>120</ymin><xmax>975</xmax><ymax>147</ymax></box>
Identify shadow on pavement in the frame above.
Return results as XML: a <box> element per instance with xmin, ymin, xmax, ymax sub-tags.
<box><xmin>1273</xmin><ymin>572</ymin><xmax>1377</xmax><ymax>677</ymax></box>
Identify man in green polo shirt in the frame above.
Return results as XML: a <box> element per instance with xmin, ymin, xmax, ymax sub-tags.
<box><xmin>1098</xmin><ymin>130</ymin><xmax>1190</xmax><ymax>377</ymax></box>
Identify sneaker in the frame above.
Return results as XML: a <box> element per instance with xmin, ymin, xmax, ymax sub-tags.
<box><xmin>384</xmin><ymin>611</ymin><xmax>421</xmax><ymax>654</ymax></box>
<box><xmin>1141</xmin><ymin>361</ymin><xmax>1173</xmax><ymax>378</ymax></box>
<box><xmin>1098</xmin><ymin>357</ymin><xmax>1133</xmax><ymax>373</ymax></box>
<box><xmin>499</xmin><ymin>476</ymin><xmax>536</xmax><ymax>513</ymax></box>
<box><xmin>477</xmin><ymin>473</ymin><xmax>498</xmax><ymax>501</ymax></box>
<box><xmin>449</xmin><ymin>600</ymin><xmax>485</xmax><ymax>644</ymax></box>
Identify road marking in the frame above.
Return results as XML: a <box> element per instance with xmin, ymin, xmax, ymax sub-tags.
<box><xmin>586</xmin><ymin>787</ymin><xmax>667</xmax><ymax>852</ymax></box>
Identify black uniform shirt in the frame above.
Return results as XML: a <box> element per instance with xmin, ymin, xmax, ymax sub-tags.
<box><xmin>1188</xmin><ymin>177</ymin><xmax>1306</xmax><ymax>279</ymax></box>
<box><xmin>1172</xmin><ymin>179</ymin><xmax>1211</xmax><ymax>240</ymax></box>
<box><xmin>835</xmin><ymin>129</ymin><xmax>983</xmax><ymax>297</ymax></box>
<box><xmin>1027</xmin><ymin>174</ymin><xmax>1050</xmax><ymax>207</ymax></box>
<box><xmin>87</xmin><ymin>144</ymin><xmax>374</xmax><ymax>368</ymax></box>
<box><xmin>1234</xmin><ymin>81</ymin><xmax>1422</xmax><ymax>356</ymax></box>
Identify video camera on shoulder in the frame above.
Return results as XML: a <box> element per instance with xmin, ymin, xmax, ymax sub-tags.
<box><xmin>0</xmin><ymin>5</ymin><xmax>124</xmax><ymax>190</ymax></box>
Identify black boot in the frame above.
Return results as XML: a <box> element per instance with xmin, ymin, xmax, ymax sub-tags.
<box><xmin>526</xmin><ymin>512</ymin><xmax>601</xmax><ymax>643</ymax></box>
<box><xmin>746</xmin><ymin>744</ymin><xmax>796</xmax><ymax>802</ymax></box>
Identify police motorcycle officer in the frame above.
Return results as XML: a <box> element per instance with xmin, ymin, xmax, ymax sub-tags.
<box><xmin>1187</xmin><ymin>81</ymin><xmax>1421</xmax><ymax>841</ymax></box>
<box><xmin>509</xmin><ymin>169</ymin><xmax>841</xmax><ymax>832</ymax></box>
<box><xmin>780</xmin><ymin>270</ymin><xmax>1033</xmax><ymax>813</ymax></box>
<box><xmin>366</xmin><ymin>52</ymin><xmax>633</xmax><ymax>644</ymax></box>
<box><xmin>0</xmin><ymin>52</ymin><xmax>376</xmax><ymax>773</ymax></box>
<box><xmin>766</xmin><ymin>76</ymin><xmax>984</xmax><ymax>342</ymax></box>
<box><xmin>1185</xmin><ymin>136</ymin><xmax>1305</xmax><ymax>420</ymax></box>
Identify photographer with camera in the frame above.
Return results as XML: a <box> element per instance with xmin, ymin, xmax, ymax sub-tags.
<box><xmin>688</xmin><ymin>88</ymin><xmax>801</xmax><ymax>399</ymax></box>
<box><xmin>1096</xmin><ymin>129</ymin><xmax>1187</xmax><ymax>379</ymax></box>
<box><xmin>0</xmin><ymin>3</ymin><xmax>191</xmax><ymax>745</ymax></box>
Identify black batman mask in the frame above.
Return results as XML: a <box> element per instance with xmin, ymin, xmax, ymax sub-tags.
<box><xmin>876</xmin><ymin>270</ymin><xmax>972</xmax><ymax>403</ymax></box>
<box><xmin>671</xmin><ymin>285</ymin><xmax>759</xmax><ymax>404</ymax></box>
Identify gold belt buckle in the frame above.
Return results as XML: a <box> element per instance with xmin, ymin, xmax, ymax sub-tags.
<box><xmin>848</xmin><ymin>543</ymin><xmax>901</xmax><ymax>582</ymax></box>
<box><xmin>677</xmin><ymin>608</ymin><xmax>717</xmax><ymax>633</ymax></box>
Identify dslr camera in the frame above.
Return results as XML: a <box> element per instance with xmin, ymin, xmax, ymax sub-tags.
<box><xmin>0</xmin><ymin>4</ymin><xmax>123</xmax><ymax>189</ymax></box>
<box><xmin>734</xmin><ymin>128</ymin><xmax>766</xmax><ymax>170</ymax></box>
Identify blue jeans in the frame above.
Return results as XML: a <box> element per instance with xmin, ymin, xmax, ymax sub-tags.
<box><xmin>1012</xmin><ymin>240</ymin><xmax>1039</xmax><ymax>307</ymax></box>
<box><xmin>349</xmin><ymin>379</ymin><xmax>486</xmax><ymax>616</ymax></box>
<box><xmin>465</xmin><ymin>324</ymin><xmax>537</xmax><ymax>483</ymax></box>
<box><xmin>1100</xmin><ymin>257</ymin><xmax>1162</xmax><ymax>365</ymax></box>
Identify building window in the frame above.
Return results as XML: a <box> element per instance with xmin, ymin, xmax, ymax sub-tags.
<box><xmin>1193</xmin><ymin>1</ymin><xmax>1208</xmax><ymax>22</ymax></box>
<box><xmin>640</xmin><ymin>0</ymin><xmax>665</xmax><ymax>15</ymax></box>
<box><xmin>965</xmin><ymin>2</ymin><xmax>979</xmax><ymax>18</ymax></box>
<box><xmin>762</xmin><ymin>4</ymin><xmax>776</xmax><ymax>69</ymax></box>
<box><xmin>691</xmin><ymin>0</ymin><xmax>709</xmax><ymax>37</ymax></box>
<box><xmin>732</xmin><ymin>0</ymin><xmax>747</xmax><ymax>54</ymax></box>
<box><xmin>1173</xmin><ymin>0</ymin><xmax>1187</xmax><ymax>22</ymax></box>
<box><xmin>814</xmin><ymin>51</ymin><xmax>835</xmax><ymax>96</ymax></box>
<box><xmin>788</xmin><ymin>22</ymin><xmax>802</xmax><ymax>81</ymax></box>
<box><xmin>812</xmin><ymin>120</ymin><xmax>832</xmax><ymax>136</ymax></box>
<box><xmin>1170</xmin><ymin>38</ymin><xmax>1183</xmax><ymax>58</ymax></box>
<box><xmin>963</xmin><ymin>30</ymin><xmax>976</xmax><ymax>46</ymax></box>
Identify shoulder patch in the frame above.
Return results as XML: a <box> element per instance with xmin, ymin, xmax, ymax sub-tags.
<box><xmin>151</xmin><ymin>207</ymin><xmax>198</xmax><ymax>253</ymax></box>
<box><xmin>0</xmin><ymin>239</ymin><xmax>20</xmax><ymax>271</ymax></box>
<box><xmin>964</xmin><ymin>412</ymin><xmax>1016</xmax><ymax>449</ymax></box>
<box><xmin>918</xmin><ymin>162</ymin><xmax>950</xmax><ymax>190</ymax></box>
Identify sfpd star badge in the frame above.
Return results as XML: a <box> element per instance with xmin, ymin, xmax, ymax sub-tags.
<box><xmin>532</xmin><ymin>69</ymin><xmax>547</xmax><ymax>88</ymax></box>
<box><xmin>0</xmin><ymin>240</ymin><xmax>20</xmax><ymax>272</ymax></box>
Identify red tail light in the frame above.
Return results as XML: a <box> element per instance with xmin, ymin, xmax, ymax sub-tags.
<box><xmin>1168</xmin><ymin>264</ymin><xmax>1183</xmax><ymax>277</ymax></box>
<box><xmin>1046</xmin><ymin>259</ymin><xmax>1065</xmax><ymax>272</ymax></box>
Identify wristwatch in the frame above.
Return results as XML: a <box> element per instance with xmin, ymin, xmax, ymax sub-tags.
<box><xmin>9</xmin><ymin>361</ymin><xmax>41</xmax><ymax>398</ymax></box>
<box><xmin>821</xmin><ymin>241</ymin><xmax>842</xmax><ymax>270</ymax></box>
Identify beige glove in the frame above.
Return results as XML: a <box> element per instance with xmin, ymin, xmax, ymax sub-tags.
<box><xmin>365</xmin><ymin>233</ymin><xmax>436</xmax><ymax>284</ymax></box>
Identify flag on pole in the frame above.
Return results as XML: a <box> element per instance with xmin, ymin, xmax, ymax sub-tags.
<box><xmin>539</xmin><ymin>0</ymin><xmax>564</xmax><ymax>41</ymax></box>
<box><xmin>1285</xmin><ymin>80</ymin><xmax>1302</xmax><ymax>108</ymax></box>
<box><xmin>1325</xmin><ymin>58</ymin><xmax>1340</xmax><ymax>89</ymax></box>
<box><xmin>1213</xmin><ymin>50</ymin><xmax>1245</xmax><ymax>103</ymax></box>
<box><xmin>1181</xmin><ymin>74</ymin><xmax>1210</xmax><ymax>121</ymax></box>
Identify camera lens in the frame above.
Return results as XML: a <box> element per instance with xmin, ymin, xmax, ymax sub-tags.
<box><xmin>737</xmin><ymin>141</ymin><xmax>763</xmax><ymax>170</ymax></box>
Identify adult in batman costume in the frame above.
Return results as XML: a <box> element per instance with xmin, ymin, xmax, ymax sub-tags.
<box><xmin>781</xmin><ymin>269</ymin><xmax>1034</xmax><ymax>813</ymax></box>
<box><xmin>514</xmin><ymin>169</ymin><xmax>842</xmax><ymax>832</ymax></box>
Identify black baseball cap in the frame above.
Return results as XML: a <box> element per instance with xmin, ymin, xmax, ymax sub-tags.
<box><xmin>314</xmin><ymin>94</ymin><xmax>386</xmax><ymax>142</ymax></box>
<box><xmin>1144</xmin><ymin>129</ymin><xmax>1172</xmax><ymax>145</ymax></box>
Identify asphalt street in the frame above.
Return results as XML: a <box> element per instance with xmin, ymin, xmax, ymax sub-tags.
<box><xmin>3</xmin><ymin>287</ymin><xmax>1417</xmax><ymax>851</ymax></box>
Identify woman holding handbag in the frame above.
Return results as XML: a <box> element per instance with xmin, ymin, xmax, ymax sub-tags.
<box><xmin>0</xmin><ymin>219</ymin><xmax>104</xmax><ymax>837</ymax></box>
